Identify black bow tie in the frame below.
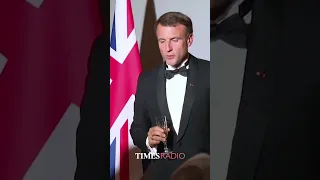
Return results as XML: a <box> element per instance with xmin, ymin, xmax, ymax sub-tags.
<box><xmin>165</xmin><ymin>65</ymin><xmax>188</xmax><ymax>79</ymax></box>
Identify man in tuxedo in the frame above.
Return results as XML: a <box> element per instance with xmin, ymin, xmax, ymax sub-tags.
<box><xmin>130</xmin><ymin>12</ymin><xmax>210</xmax><ymax>180</ymax></box>
<box><xmin>226</xmin><ymin>0</ymin><xmax>319</xmax><ymax>179</ymax></box>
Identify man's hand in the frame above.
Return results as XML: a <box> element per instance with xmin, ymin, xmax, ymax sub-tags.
<box><xmin>147</xmin><ymin>126</ymin><xmax>170</xmax><ymax>148</ymax></box>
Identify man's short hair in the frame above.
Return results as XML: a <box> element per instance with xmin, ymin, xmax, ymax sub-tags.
<box><xmin>155</xmin><ymin>12</ymin><xmax>193</xmax><ymax>35</ymax></box>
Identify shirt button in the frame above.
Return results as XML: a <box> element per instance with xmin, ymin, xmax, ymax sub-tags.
<box><xmin>256</xmin><ymin>71</ymin><xmax>266</xmax><ymax>78</ymax></box>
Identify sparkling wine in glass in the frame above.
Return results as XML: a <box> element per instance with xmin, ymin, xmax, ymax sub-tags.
<box><xmin>155</xmin><ymin>116</ymin><xmax>172</xmax><ymax>153</ymax></box>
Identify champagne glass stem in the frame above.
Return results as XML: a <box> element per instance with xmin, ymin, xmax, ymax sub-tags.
<box><xmin>163</xmin><ymin>141</ymin><xmax>169</xmax><ymax>153</ymax></box>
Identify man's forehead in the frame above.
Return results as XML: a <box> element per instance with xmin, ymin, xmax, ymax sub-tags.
<box><xmin>157</xmin><ymin>24</ymin><xmax>186</xmax><ymax>29</ymax></box>
<box><xmin>157</xmin><ymin>24</ymin><xmax>187</xmax><ymax>33</ymax></box>
<box><xmin>156</xmin><ymin>26</ymin><xmax>187</xmax><ymax>38</ymax></box>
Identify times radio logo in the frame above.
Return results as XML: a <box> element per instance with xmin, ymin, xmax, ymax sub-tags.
<box><xmin>135</xmin><ymin>152</ymin><xmax>186</xmax><ymax>160</ymax></box>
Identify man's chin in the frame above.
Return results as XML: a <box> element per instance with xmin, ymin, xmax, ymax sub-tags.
<box><xmin>165</xmin><ymin>59</ymin><xmax>178</xmax><ymax>67</ymax></box>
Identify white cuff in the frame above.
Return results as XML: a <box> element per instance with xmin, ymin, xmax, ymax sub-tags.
<box><xmin>146</xmin><ymin>137</ymin><xmax>157</xmax><ymax>153</ymax></box>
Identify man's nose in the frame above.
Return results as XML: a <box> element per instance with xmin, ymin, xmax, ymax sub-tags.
<box><xmin>165</xmin><ymin>42</ymin><xmax>172</xmax><ymax>52</ymax></box>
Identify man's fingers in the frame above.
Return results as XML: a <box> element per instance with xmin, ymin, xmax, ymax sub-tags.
<box><xmin>152</xmin><ymin>135</ymin><xmax>166</xmax><ymax>142</ymax></box>
<box><xmin>148</xmin><ymin>126</ymin><xmax>170</xmax><ymax>146</ymax></box>
<box><xmin>152</xmin><ymin>130</ymin><xmax>166</xmax><ymax>138</ymax></box>
<box><xmin>152</xmin><ymin>126</ymin><xmax>164</xmax><ymax>132</ymax></box>
<box><xmin>149</xmin><ymin>136</ymin><xmax>161</xmax><ymax>146</ymax></box>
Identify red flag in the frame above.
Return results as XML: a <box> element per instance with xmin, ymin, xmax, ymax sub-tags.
<box><xmin>0</xmin><ymin>0</ymin><xmax>102</xmax><ymax>179</ymax></box>
<box><xmin>110</xmin><ymin>0</ymin><xmax>143</xmax><ymax>179</ymax></box>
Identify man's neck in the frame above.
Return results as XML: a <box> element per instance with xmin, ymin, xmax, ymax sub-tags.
<box><xmin>167</xmin><ymin>55</ymin><xmax>189</xmax><ymax>70</ymax></box>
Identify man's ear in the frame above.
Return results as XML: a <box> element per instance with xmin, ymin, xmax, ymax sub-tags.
<box><xmin>187</xmin><ymin>33</ymin><xmax>194</xmax><ymax>47</ymax></box>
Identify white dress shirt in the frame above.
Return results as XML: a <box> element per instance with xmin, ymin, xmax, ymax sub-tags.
<box><xmin>146</xmin><ymin>59</ymin><xmax>189</xmax><ymax>153</ymax></box>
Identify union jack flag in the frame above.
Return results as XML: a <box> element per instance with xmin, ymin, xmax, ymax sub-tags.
<box><xmin>110</xmin><ymin>0</ymin><xmax>142</xmax><ymax>180</ymax></box>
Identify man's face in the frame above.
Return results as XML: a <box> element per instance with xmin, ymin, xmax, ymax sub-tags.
<box><xmin>156</xmin><ymin>24</ymin><xmax>193</xmax><ymax>67</ymax></box>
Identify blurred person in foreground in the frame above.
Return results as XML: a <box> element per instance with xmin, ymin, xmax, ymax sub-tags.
<box><xmin>224</xmin><ymin>0</ymin><xmax>320</xmax><ymax>180</ymax></box>
<box><xmin>130</xmin><ymin>12</ymin><xmax>210</xmax><ymax>180</ymax></box>
<box><xmin>171</xmin><ymin>153</ymin><xmax>210</xmax><ymax>180</ymax></box>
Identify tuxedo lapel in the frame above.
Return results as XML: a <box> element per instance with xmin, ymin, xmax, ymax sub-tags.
<box><xmin>177</xmin><ymin>55</ymin><xmax>198</xmax><ymax>142</ymax></box>
<box><xmin>157</xmin><ymin>64</ymin><xmax>172</xmax><ymax>124</ymax></box>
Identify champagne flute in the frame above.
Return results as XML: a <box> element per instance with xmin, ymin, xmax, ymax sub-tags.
<box><xmin>155</xmin><ymin>116</ymin><xmax>171</xmax><ymax>153</ymax></box>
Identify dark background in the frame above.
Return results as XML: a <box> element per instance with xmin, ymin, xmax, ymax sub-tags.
<box><xmin>74</xmin><ymin>0</ymin><xmax>109</xmax><ymax>179</ymax></box>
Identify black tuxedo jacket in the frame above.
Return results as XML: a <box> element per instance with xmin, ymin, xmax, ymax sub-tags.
<box><xmin>130</xmin><ymin>55</ymin><xmax>210</xmax><ymax>180</ymax></box>
<box><xmin>226</xmin><ymin>1</ymin><xmax>319</xmax><ymax>180</ymax></box>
